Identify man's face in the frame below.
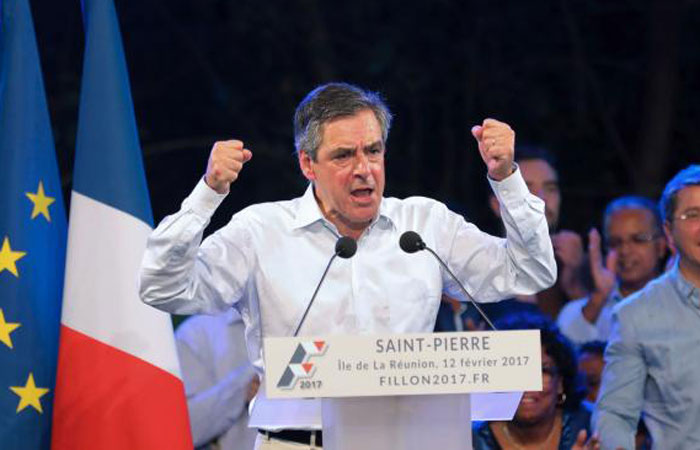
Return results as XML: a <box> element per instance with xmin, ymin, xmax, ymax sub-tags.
<box><xmin>606</xmin><ymin>208</ymin><xmax>666</xmax><ymax>292</ymax></box>
<box><xmin>298</xmin><ymin>109</ymin><xmax>385</xmax><ymax>236</ymax></box>
<box><xmin>578</xmin><ymin>351</ymin><xmax>604</xmax><ymax>403</ymax></box>
<box><xmin>519</xmin><ymin>159</ymin><xmax>561</xmax><ymax>230</ymax></box>
<box><xmin>665</xmin><ymin>186</ymin><xmax>700</xmax><ymax>277</ymax></box>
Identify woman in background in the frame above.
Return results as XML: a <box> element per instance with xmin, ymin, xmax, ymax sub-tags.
<box><xmin>472</xmin><ymin>312</ymin><xmax>591</xmax><ymax>450</ymax></box>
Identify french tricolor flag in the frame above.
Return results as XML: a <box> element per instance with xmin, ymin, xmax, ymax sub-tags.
<box><xmin>51</xmin><ymin>0</ymin><xmax>192</xmax><ymax>448</ymax></box>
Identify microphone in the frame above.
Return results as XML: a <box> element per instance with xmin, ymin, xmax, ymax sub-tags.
<box><xmin>293</xmin><ymin>236</ymin><xmax>357</xmax><ymax>336</ymax></box>
<box><xmin>335</xmin><ymin>236</ymin><xmax>358</xmax><ymax>259</ymax></box>
<box><xmin>399</xmin><ymin>231</ymin><xmax>497</xmax><ymax>331</ymax></box>
<box><xmin>399</xmin><ymin>230</ymin><xmax>426</xmax><ymax>253</ymax></box>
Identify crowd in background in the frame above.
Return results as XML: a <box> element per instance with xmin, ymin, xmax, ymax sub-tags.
<box><xmin>436</xmin><ymin>154</ymin><xmax>700</xmax><ymax>450</ymax></box>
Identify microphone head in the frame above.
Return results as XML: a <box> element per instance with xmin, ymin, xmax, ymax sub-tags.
<box><xmin>399</xmin><ymin>231</ymin><xmax>425</xmax><ymax>253</ymax></box>
<box><xmin>335</xmin><ymin>236</ymin><xmax>357</xmax><ymax>259</ymax></box>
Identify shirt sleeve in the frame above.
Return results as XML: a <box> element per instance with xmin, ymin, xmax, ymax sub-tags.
<box><xmin>443</xmin><ymin>166</ymin><xmax>557</xmax><ymax>303</ymax></box>
<box><xmin>176</xmin><ymin>319</ymin><xmax>255</xmax><ymax>447</ymax></box>
<box><xmin>556</xmin><ymin>298</ymin><xmax>600</xmax><ymax>344</ymax></box>
<box><xmin>139</xmin><ymin>179</ymin><xmax>253</xmax><ymax>315</ymax></box>
<box><xmin>593</xmin><ymin>307</ymin><xmax>645</xmax><ymax>450</ymax></box>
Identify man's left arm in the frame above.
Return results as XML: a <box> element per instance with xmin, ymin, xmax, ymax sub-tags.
<box><xmin>445</xmin><ymin>119</ymin><xmax>556</xmax><ymax>301</ymax></box>
<box><xmin>485</xmin><ymin>168</ymin><xmax>556</xmax><ymax>295</ymax></box>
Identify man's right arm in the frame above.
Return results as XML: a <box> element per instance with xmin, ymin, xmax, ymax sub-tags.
<box><xmin>593</xmin><ymin>308</ymin><xmax>646</xmax><ymax>449</ymax></box>
<box><xmin>139</xmin><ymin>140</ymin><xmax>253</xmax><ymax>315</ymax></box>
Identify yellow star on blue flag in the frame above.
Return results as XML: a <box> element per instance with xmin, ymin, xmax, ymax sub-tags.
<box><xmin>0</xmin><ymin>309</ymin><xmax>21</xmax><ymax>349</ymax></box>
<box><xmin>26</xmin><ymin>181</ymin><xmax>56</xmax><ymax>222</ymax></box>
<box><xmin>0</xmin><ymin>236</ymin><xmax>26</xmax><ymax>278</ymax></box>
<box><xmin>9</xmin><ymin>373</ymin><xmax>50</xmax><ymax>414</ymax></box>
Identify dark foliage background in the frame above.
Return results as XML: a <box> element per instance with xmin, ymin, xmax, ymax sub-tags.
<box><xmin>34</xmin><ymin>0</ymin><xmax>700</xmax><ymax>237</ymax></box>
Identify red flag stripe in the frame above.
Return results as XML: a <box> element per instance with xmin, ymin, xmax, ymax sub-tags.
<box><xmin>52</xmin><ymin>326</ymin><xmax>193</xmax><ymax>450</ymax></box>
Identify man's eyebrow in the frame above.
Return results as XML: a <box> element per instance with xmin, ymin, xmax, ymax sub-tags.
<box><xmin>327</xmin><ymin>147</ymin><xmax>355</xmax><ymax>157</ymax></box>
<box><xmin>363</xmin><ymin>141</ymin><xmax>384</xmax><ymax>150</ymax></box>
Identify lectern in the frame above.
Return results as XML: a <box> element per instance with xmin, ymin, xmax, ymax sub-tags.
<box><xmin>251</xmin><ymin>330</ymin><xmax>541</xmax><ymax>450</ymax></box>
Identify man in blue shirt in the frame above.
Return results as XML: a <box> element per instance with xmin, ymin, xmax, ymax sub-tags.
<box><xmin>594</xmin><ymin>165</ymin><xmax>700</xmax><ymax>449</ymax></box>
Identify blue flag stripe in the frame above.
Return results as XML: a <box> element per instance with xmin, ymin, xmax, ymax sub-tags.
<box><xmin>72</xmin><ymin>0</ymin><xmax>153</xmax><ymax>226</ymax></box>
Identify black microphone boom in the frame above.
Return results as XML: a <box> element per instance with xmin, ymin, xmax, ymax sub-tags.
<box><xmin>398</xmin><ymin>231</ymin><xmax>497</xmax><ymax>331</ymax></box>
<box><xmin>293</xmin><ymin>236</ymin><xmax>357</xmax><ymax>337</ymax></box>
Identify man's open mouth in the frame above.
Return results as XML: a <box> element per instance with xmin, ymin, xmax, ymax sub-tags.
<box><xmin>351</xmin><ymin>188</ymin><xmax>373</xmax><ymax>198</ymax></box>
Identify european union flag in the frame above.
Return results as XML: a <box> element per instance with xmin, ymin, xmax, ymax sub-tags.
<box><xmin>0</xmin><ymin>0</ymin><xmax>67</xmax><ymax>448</ymax></box>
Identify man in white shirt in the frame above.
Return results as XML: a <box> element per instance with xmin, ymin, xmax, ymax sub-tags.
<box><xmin>557</xmin><ymin>196</ymin><xmax>667</xmax><ymax>344</ymax></box>
<box><xmin>140</xmin><ymin>82</ymin><xmax>557</xmax><ymax>449</ymax></box>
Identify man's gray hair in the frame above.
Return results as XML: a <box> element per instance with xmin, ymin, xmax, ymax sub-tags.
<box><xmin>603</xmin><ymin>196</ymin><xmax>662</xmax><ymax>239</ymax></box>
<box><xmin>294</xmin><ymin>82</ymin><xmax>392</xmax><ymax>160</ymax></box>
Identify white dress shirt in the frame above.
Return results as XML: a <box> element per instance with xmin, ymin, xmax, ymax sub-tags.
<box><xmin>556</xmin><ymin>287</ymin><xmax>622</xmax><ymax>345</ymax></box>
<box><xmin>140</xmin><ymin>169</ymin><xmax>556</xmax><ymax>377</ymax></box>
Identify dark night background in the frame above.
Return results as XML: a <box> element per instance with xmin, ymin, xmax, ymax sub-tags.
<box><xmin>32</xmin><ymin>0</ymin><xmax>700</xmax><ymax>237</ymax></box>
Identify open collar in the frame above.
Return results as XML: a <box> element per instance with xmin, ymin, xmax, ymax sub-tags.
<box><xmin>291</xmin><ymin>183</ymin><xmax>396</xmax><ymax>232</ymax></box>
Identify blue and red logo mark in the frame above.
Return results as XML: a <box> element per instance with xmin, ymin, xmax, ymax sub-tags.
<box><xmin>276</xmin><ymin>340</ymin><xmax>328</xmax><ymax>389</ymax></box>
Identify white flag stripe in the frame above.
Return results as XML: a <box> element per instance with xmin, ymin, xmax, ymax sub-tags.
<box><xmin>62</xmin><ymin>191</ymin><xmax>181</xmax><ymax>378</ymax></box>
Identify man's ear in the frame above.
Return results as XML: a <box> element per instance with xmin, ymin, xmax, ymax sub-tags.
<box><xmin>663</xmin><ymin>221</ymin><xmax>677</xmax><ymax>256</ymax></box>
<box><xmin>298</xmin><ymin>150</ymin><xmax>316</xmax><ymax>181</ymax></box>
<box><xmin>655</xmin><ymin>232</ymin><xmax>668</xmax><ymax>259</ymax></box>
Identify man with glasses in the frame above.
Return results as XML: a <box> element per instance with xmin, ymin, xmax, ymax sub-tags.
<box><xmin>594</xmin><ymin>165</ymin><xmax>700</xmax><ymax>449</ymax></box>
<box><xmin>557</xmin><ymin>196</ymin><xmax>667</xmax><ymax>344</ymax></box>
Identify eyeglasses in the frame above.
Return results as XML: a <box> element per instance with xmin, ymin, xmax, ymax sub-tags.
<box><xmin>674</xmin><ymin>209</ymin><xmax>700</xmax><ymax>223</ymax></box>
<box><xmin>605</xmin><ymin>233</ymin><xmax>660</xmax><ymax>250</ymax></box>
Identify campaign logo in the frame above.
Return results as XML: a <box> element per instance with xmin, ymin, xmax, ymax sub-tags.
<box><xmin>276</xmin><ymin>340</ymin><xmax>327</xmax><ymax>389</ymax></box>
